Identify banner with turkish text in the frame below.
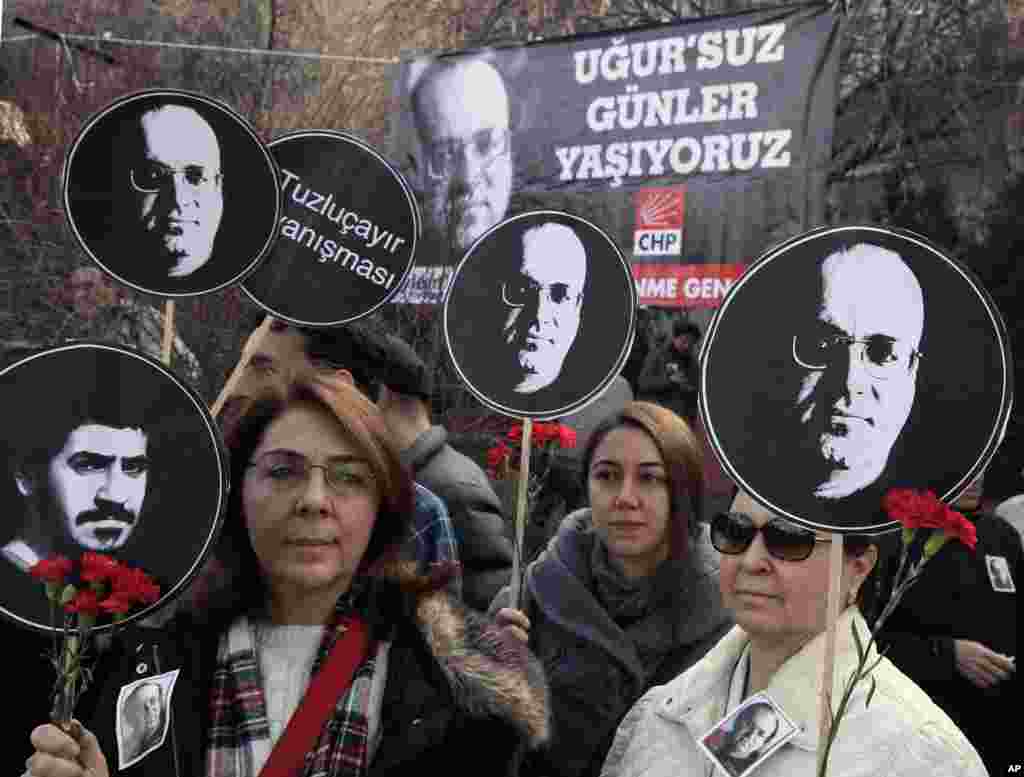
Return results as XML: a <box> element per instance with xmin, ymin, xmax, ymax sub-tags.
<box><xmin>389</xmin><ymin>4</ymin><xmax>839</xmax><ymax>307</ymax></box>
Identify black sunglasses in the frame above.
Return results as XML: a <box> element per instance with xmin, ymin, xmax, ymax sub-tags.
<box><xmin>710</xmin><ymin>511</ymin><xmax>831</xmax><ymax>562</ymax></box>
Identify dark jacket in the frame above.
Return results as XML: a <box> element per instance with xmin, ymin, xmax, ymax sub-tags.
<box><xmin>876</xmin><ymin>511</ymin><xmax>1021</xmax><ymax>775</ymax></box>
<box><xmin>636</xmin><ymin>342</ymin><xmax>698</xmax><ymax>422</ymax></box>
<box><xmin>67</xmin><ymin>562</ymin><xmax>549</xmax><ymax>777</ymax></box>
<box><xmin>491</xmin><ymin>510</ymin><xmax>732</xmax><ymax>777</ymax></box>
<box><xmin>403</xmin><ymin>426</ymin><xmax>513</xmax><ymax>611</ymax></box>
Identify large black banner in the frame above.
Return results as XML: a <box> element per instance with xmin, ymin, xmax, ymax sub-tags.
<box><xmin>390</xmin><ymin>4</ymin><xmax>839</xmax><ymax>307</ymax></box>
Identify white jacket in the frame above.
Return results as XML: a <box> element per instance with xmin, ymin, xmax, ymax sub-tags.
<box><xmin>601</xmin><ymin>609</ymin><xmax>988</xmax><ymax>777</ymax></box>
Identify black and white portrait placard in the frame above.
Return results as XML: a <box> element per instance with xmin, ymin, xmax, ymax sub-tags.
<box><xmin>986</xmin><ymin>555</ymin><xmax>1016</xmax><ymax>593</ymax></box>
<box><xmin>698</xmin><ymin>693</ymin><xmax>799</xmax><ymax>777</ymax></box>
<box><xmin>116</xmin><ymin>669</ymin><xmax>181</xmax><ymax>770</ymax></box>
<box><xmin>444</xmin><ymin>210</ymin><xmax>636</xmax><ymax>420</ymax></box>
<box><xmin>700</xmin><ymin>225</ymin><xmax>1014</xmax><ymax>533</ymax></box>
<box><xmin>242</xmin><ymin>130</ymin><xmax>420</xmax><ymax>326</ymax></box>
<box><xmin>0</xmin><ymin>343</ymin><xmax>227</xmax><ymax>632</ymax></box>
<box><xmin>63</xmin><ymin>89</ymin><xmax>280</xmax><ymax>297</ymax></box>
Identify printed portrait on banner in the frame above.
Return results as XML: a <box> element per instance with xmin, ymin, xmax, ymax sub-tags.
<box><xmin>390</xmin><ymin>5</ymin><xmax>840</xmax><ymax>307</ymax></box>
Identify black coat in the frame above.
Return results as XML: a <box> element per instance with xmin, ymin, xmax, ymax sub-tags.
<box><xmin>26</xmin><ymin>569</ymin><xmax>549</xmax><ymax>777</ymax></box>
<box><xmin>875</xmin><ymin>511</ymin><xmax>1021</xmax><ymax>775</ymax></box>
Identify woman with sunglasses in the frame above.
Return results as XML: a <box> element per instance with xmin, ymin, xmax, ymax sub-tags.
<box><xmin>601</xmin><ymin>489</ymin><xmax>987</xmax><ymax>777</ymax></box>
<box><xmin>24</xmin><ymin>378</ymin><xmax>549</xmax><ymax>777</ymax></box>
<box><xmin>492</xmin><ymin>402</ymin><xmax>732</xmax><ymax>777</ymax></box>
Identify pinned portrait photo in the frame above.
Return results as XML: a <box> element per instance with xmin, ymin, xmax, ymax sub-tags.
<box><xmin>986</xmin><ymin>554</ymin><xmax>1016</xmax><ymax>593</ymax></box>
<box><xmin>116</xmin><ymin>669</ymin><xmax>180</xmax><ymax>770</ymax></box>
<box><xmin>0</xmin><ymin>344</ymin><xmax>226</xmax><ymax>631</ymax></box>
<box><xmin>700</xmin><ymin>226</ymin><xmax>1013</xmax><ymax>532</ymax></box>
<box><xmin>63</xmin><ymin>89</ymin><xmax>280</xmax><ymax>297</ymax></box>
<box><xmin>444</xmin><ymin>210</ymin><xmax>636</xmax><ymax>419</ymax></box>
<box><xmin>698</xmin><ymin>693</ymin><xmax>798</xmax><ymax>777</ymax></box>
<box><xmin>242</xmin><ymin>130</ymin><xmax>420</xmax><ymax>326</ymax></box>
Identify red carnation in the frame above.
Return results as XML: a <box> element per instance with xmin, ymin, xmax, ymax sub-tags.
<box><xmin>507</xmin><ymin>424</ymin><xmax>523</xmax><ymax>442</ymax></box>
<box><xmin>80</xmin><ymin>552</ymin><xmax>121</xmax><ymax>583</ymax></box>
<box><xmin>532</xmin><ymin>423</ymin><xmax>556</xmax><ymax>444</ymax></box>
<box><xmin>883</xmin><ymin>488</ymin><xmax>977</xmax><ymax>551</ymax></box>
<box><xmin>30</xmin><ymin>556</ymin><xmax>73</xmax><ymax>585</ymax></box>
<box><xmin>557</xmin><ymin>424</ymin><xmax>577</xmax><ymax>449</ymax></box>
<box><xmin>65</xmin><ymin>589</ymin><xmax>102</xmax><ymax>616</ymax></box>
<box><xmin>98</xmin><ymin>595</ymin><xmax>135</xmax><ymax>615</ymax></box>
<box><xmin>942</xmin><ymin>505</ymin><xmax>978</xmax><ymax>551</ymax></box>
<box><xmin>111</xmin><ymin>565</ymin><xmax>161</xmax><ymax>605</ymax></box>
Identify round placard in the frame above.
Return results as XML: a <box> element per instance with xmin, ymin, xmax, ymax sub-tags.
<box><xmin>242</xmin><ymin>130</ymin><xmax>420</xmax><ymax>326</ymax></box>
<box><xmin>700</xmin><ymin>225</ymin><xmax>1014</xmax><ymax>533</ymax></box>
<box><xmin>444</xmin><ymin>210</ymin><xmax>636</xmax><ymax>420</ymax></box>
<box><xmin>63</xmin><ymin>89</ymin><xmax>280</xmax><ymax>297</ymax></box>
<box><xmin>0</xmin><ymin>343</ymin><xmax>227</xmax><ymax>632</ymax></box>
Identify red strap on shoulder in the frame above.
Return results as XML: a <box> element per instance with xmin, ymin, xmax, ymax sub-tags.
<box><xmin>257</xmin><ymin>616</ymin><xmax>370</xmax><ymax>777</ymax></box>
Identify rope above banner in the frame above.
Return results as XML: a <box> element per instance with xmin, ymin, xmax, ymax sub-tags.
<box><xmin>6</xmin><ymin>28</ymin><xmax>400</xmax><ymax>65</ymax></box>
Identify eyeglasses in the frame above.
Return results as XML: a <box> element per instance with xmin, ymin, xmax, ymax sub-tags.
<box><xmin>501</xmin><ymin>279</ymin><xmax>577</xmax><ymax>308</ymax></box>
<box><xmin>130</xmin><ymin>163</ymin><xmax>222</xmax><ymax>194</ymax></box>
<box><xmin>710</xmin><ymin>511</ymin><xmax>831</xmax><ymax>562</ymax></box>
<box><xmin>424</xmin><ymin>128</ymin><xmax>510</xmax><ymax>180</ymax></box>
<box><xmin>247</xmin><ymin>451</ymin><xmax>375</xmax><ymax>496</ymax></box>
<box><xmin>792</xmin><ymin>333</ymin><xmax>922</xmax><ymax>379</ymax></box>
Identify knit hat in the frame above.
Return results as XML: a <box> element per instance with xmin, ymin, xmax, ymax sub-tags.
<box><xmin>376</xmin><ymin>334</ymin><xmax>433</xmax><ymax>400</ymax></box>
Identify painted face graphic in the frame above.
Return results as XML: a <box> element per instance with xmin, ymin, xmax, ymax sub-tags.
<box><xmin>791</xmin><ymin>244</ymin><xmax>923</xmax><ymax>499</ymax></box>
<box><xmin>500</xmin><ymin>223</ymin><xmax>587</xmax><ymax>393</ymax></box>
<box><xmin>130</xmin><ymin>105</ymin><xmax>224</xmax><ymax>278</ymax></box>
<box><xmin>46</xmin><ymin>424</ymin><xmax>149</xmax><ymax>551</ymax></box>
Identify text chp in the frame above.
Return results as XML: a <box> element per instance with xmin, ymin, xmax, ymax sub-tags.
<box><xmin>278</xmin><ymin>169</ymin><xmax>408</xmax><ymax>290</ymax></box>
<box><xmin>557</xmin><ymin>22</ymin><xmax>793</xmax><ymax>187</ymax></box>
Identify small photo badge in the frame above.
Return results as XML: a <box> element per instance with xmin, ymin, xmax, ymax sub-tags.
<box><xmin>698</xmin><ymin>693</ymin><xmax>798</xmax><ymax>777</ymax></box>
<box><xmin>116</xmin><ymin>669</ymin><xmax>181</xmax><ymax>770</ymax></box>
<box><xmin>985</xmin><ymin>555</ymin><xmax>1016</xmax><ymax>593</ymax></box>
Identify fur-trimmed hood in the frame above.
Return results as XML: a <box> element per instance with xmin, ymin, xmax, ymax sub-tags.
<box><xmin>373</xmin><ymin>558</ymin><xmax>550</xmax><ymax>749</ymax></box>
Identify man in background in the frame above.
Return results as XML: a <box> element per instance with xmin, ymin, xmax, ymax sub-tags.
<box><xmin>876</xmin><ymin>472</ymin><xmax>1019</xmax><ymax>774</ymax></box>
<box><xmin>374</xmin><ymin>333</ymin><xmax>512</xmax><ymax>611</ymax></box>
<box><xmin>638</xmin><ymin>318</ymin><xmax>701</xmax><ymax>424</ymax></box>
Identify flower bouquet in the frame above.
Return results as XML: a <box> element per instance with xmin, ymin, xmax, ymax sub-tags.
<box><xmin>818</xmin><ymin>488</ymin><xmax>977</xmax><ymax>776</ymax></box>
<box><xmin>487</xmin><ymin>421</ymin><xmax>577</xmax><ymax>604</ymax></box>
<box><xmin>486</xmin><ymin>421</ymin><xmax>578</xmax><ymax>498</ymax></box>
<box><xmin>31</xmin><ymin>551</ymin><xmax>161</xmax><ymax>728</ymax></box>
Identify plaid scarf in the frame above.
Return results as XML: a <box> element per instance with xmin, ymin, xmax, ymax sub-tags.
<box><xmin>206</xmin><ymin>587</ymin><xmax>380</xmax><ymax>777</ymax></box>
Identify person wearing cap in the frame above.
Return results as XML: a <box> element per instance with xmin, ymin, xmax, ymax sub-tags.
<box><xmin>875</xmin><ymin>472</ymin><xmax>1020</xmax><ymax>774</ymax></box>
<box><xmin>223</xmin><ymin>317</ymin><xmax>460</xmax><ymax>591</ymax></box>
<box><xmin>637</xmin><ymin>319</ymin><xmax>701</xmax><ymax>424</ymax></box>
<box><xmin>374</xmin><ymin>334</ymin><xmax>513</xmax><ymax>612</ymax></box>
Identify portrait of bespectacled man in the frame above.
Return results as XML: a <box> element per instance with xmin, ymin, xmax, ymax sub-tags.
<box><xmin>408</xmin><ymin>56</ymin><xmax>514</xmax><ymax>261</ymax></box>
<box><xmin>700</xmin><ymin>226</ymin><xmax>1013</xmax><ymax>533</ymax></box>
<box><xmin>0</xmin><ymin>344</ymin><xmax>226</xmax><ymax>631</ymax></box>
<box><xmin>444</xmin><ymin>211</ymin><xmax>636</xmax><ymax>420</ymax></box>
<box><xmin>63</xmin><ymin>90</ymin><xmax>279</xmax><ymax>297</ymax></box>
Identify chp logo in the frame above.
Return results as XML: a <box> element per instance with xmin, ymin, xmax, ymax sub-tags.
<box><xmin>633</xmin><ymin>188</ymin><xmax>685</xmax><ymax>257</ymax></box>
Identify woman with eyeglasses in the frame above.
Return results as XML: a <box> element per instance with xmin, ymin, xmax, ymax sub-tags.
<box><xmin>25</xmin><ymin>378</ymin><xmax>549</xmax><ymax>777</ymax></box>
<box><xmin>601</xmin><ymin>489</ymin><xmax>988</xmax><ymax>777</ymax></box>
<box><xmin>492</xmin><ymin>402</ymin><xmax>733</xmax><ymax>777</ymax></box>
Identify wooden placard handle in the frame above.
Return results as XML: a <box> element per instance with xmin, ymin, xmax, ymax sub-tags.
<box><xmin>210</xmin><ymin>315</ymin><xmax>274</xmax><ymax>417</ymax></box>
<box><xmin>509</xmin><ymin>417</ymin><xmax>533</xmax><ymax>609</ymax></box>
